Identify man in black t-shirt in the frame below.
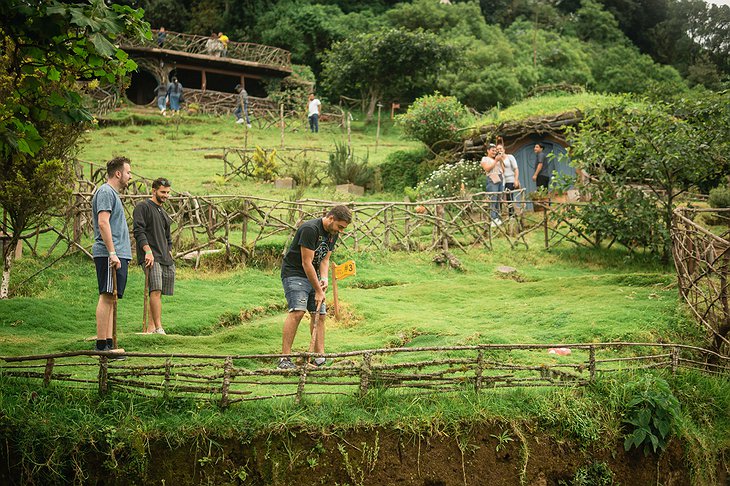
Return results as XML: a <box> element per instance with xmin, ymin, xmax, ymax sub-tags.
<box><xmin>278</xmin><ymin>205</ymin><xmax>352</xmax><ymax>369</ymax></box>
<box><xmin>133</xmin><ymin>178</ymin><xmax>175</xmax><ymax>335</ymax></box>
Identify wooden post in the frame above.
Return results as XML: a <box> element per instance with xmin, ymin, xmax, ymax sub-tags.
<box><xmin>142</xmin><ymin>267</ymin><xmax>150</xmax><ymax>333</ymax></box>
<box><xmin>347</xmin><ymin>111</ymin><xmax>352</xmax><ymax>153</ymax></box>
<box><xmin>164</xmin><ymin>357</ymin><xmax>171</xmax><ymax>396</ymax></box>
<box><xmin>383</xmin><ymin>208</ymin><xmax>390</xmax><ymax>248</ymax></box>
<box><xmin>331</xmin><ymin>263</ymin><xmax>340</xmax><ymax>320</ymax></box>
<box><xmin>404</xmin><ymin>208</ymin><xmax>411</xmax><ymax>252</ymax></box>
<box><xmin>352</xmin><ymin>206</ymin><xmax>359</xmax><ymax>252</ymax></box>
<box><xmin>375</xmin><ymin>103</ymin><xmax>382</xmax><ymax>152</ymax></box>
<box><xmin>220</xmin><ymin>356</ymin><xmax>232</xmax><ymax>409</ymax></box>
<box><xmin>589</xmin><ymin>345</ymin><xmax>596</xmax><ymax>382</ymax></box>
<box><xmin>98</xmin><ymin>357</ymin><xmax>109</xmax><ymax>396</ymax></box>
<box><xmin>475</xmin><ymin>350</ymin><xmax>484</xmax><ymax>392</ymax></box>
<box><xmin>543</xmin><ymin>205</ymin><xmax>549</xmax><ymax>250</ymax></box>
<box><xmin>359</xmin><ymin>352</ymin><xmax>372</xmax><ymax>397</ymax></box>
<box><xmin>43</xmin><ymin>358</ymin><xmax>54</xmax><ymax>387</ymax></box>
<box><xmin>671</xmin><ymin>347</ymin><xmax>680</xmax><ymax>375</ymax></box>
<box><xmin>295</xmin><ymin>367</ymin><xmax>307</xmax><ymax>404</ymax></box>
<box><xmin>280</xmin><ymin>103</ymin><xmax>285</xmax><ymax>148</ymax></box>
<box><xmin>241</xmin><ymin>199</ymin><xmax>249</xmax><ymax>248</ymax></box>
<box><xmin>112</xmin><ymin>266</ymin><xmax>118</xmax><ymax>349</ymax></box>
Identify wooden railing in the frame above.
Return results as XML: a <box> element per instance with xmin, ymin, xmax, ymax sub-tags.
<box><xmin>1</xmin><ymin>343</ymin><xmax>727</xmax><ymax>408</ymax></box>
<box><xmin>119</xmin><ymin>30</ymin><xmax>291</xmax><ymax>71</ymax></box>
<box><xmin>672</xmin><ymin>207</ymin><xmax>730</xmax><ymax>357</ymax></box>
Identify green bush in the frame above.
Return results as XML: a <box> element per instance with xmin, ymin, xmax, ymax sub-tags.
<box><xmin>379</xmin><ymin>147</ymin><xmax>431</xmax><ymax>193</ymax></box>
<box><xmin>708</xmin><ymin>186</ymin><xmax>730</xmax><ymax>209</ymax></box>
<box><xmin>622</xmin><ymin>374</ymin><xmax>680</xmax><ymax>455</ymax></box>
<box><xmin>415</xmin><ymin>159</ymin><xmax>484</xmax><ymax>199</ymax></box>
<box><xmin>396</xmin><ymin>93</ymin><xmax>471</xmax><ymax>150</ymax></box>
<box><xmin>327</xmin><ymin>140</ymin><xmax>374</xmax><ymax>189</ymax></box>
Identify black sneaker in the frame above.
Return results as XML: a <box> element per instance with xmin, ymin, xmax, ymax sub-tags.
<box><xmin>277</xmin><ymin>358</ymin><xmax>296</xmax><ymax>370</ymax></box>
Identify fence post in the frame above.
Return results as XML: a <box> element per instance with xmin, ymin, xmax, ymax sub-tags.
<box><xmin>475</xmin><ymin>350</ymin><xmax>484</xmax><ymax>393</ymax></box>
<box><xmin>404</xmin><ymin>206</ymin><xmax>411</xmax><ymax>251</ymax></box>
<box><xmin>383</xmin><ymin>208</ymin><xmax>390</xmax><ymax>248</ymax></box>
<box><xmin>98</xmin><ymin>357</ymin><xmax>109</xmax><ymax>396</ymax></box>
<box><xmin>164</xmin><ymin>358</ymin><xmax>171</xmax><ymax>396</ymax></box>
<box><xmin>671</xmin><ymin>346</ymin><xmax>680</xmax><ymax>375</ymax></box>
<box><xmin>359</xmin><ymin>352</ymin><xmax>372</xmax><ymax>397</ymax></box>
<box><xmin>43</xmin><ymin>358</ymin><xmax>54</xmax><ymax>387</ymax></box>
<box><xmin>295</xmin><ymin>366</ymin><xmax>308</xmax><ymax>404</ymax></box>
<box><xmin>220</xmin><ymin>356</ymin><xmax>232</xmax><ymax>409</ymax></box>
<box><xmin>241</xmin><ymin>199</ymin><xmax>249</xmax><ymax>249</ymax></box>
<box><xmin>352</xmin><ymin>205</ymin><xmax>359</xmax><ymax>252</ymax></box>
<box><xmin>542</xmin><ymin>206</ymin><xmax>550</xmax><ymax>250</ymax></box>
<box><xmin>280</xmin><ymin>103</ymin><xmax>285</xmax><ymax>149</ymax></box>
<box><xmin>589</xmin><ymin>346</ymin><xmax>596</xmax><ymax>382</ymax></box>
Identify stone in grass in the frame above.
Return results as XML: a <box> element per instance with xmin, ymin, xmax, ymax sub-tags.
<box><xmin>496</xmin><ymin>265</ymin><xmax>518</xmax><ymax>274</ymax></box>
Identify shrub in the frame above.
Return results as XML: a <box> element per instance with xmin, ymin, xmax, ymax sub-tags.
<box><xmin>622</xmin><ymin>374</ymin><xmax>680</xmax><ymax>455</ymax></box>
<box><xmin>327</xmin><ymin>140</ymin><xmax>374</xmax><ymax>189</ymax></box>
<box><xmin>396</xmin><ymin>93</ymin><xmax>471</xmax><ymax>150</ymax></box>
<box><xmin>379</xmin><ymin>147</ymin><xmax>432</xmax><ymax>193</ymax></box>
<box><xmin>415</xmin><ymin>159</ymin><xmax>484</xmax><ymax>199</ymax></box>
<box><xmin>252</xmin><ymin>146</ymin><xmax>278</xmax><ymax>181</ymax></box>
<box><xmin>708</xmin><ymin>186</ymin><xmax>730</xmax><ymax>209</ymax></box>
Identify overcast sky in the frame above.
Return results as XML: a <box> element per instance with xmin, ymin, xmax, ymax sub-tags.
<box><xmin>706</xmin><ymin>0</ymin><xmax>730</xmax><ymax>6</ymax></box>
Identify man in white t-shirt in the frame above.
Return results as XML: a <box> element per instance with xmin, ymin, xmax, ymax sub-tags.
<box><xmin>497</xmin><ymin>142</ymin><xmax>519</xmax><ymax>218</ymax></box>
<box><xmin>307</xmin><ymin>93</ymin><xmax>321</xmax><ymax>133</ymax></box>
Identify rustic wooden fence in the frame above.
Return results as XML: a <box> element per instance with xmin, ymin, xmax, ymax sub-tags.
<box><xmin>1</xmin><ymin>343</ymin><xmax>726</xmax><ymax>408</ymax></box>
<box><xmin>9</xmin><ymin>160</ymin><xmax>594</xmax><ymax>267</ymax></box>
<box><xmin>119</xmin><ymin>30</ymin><xmax>292</xmax><ymax>70</ymax></box>
<box><xmin>671</xmin><ymin>207</ymin><xmax>730</xmax><ymax>357</ymax></box>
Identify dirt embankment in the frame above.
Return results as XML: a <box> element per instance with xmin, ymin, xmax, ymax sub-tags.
<box><xmin>4</xmin><ymin>423</ymin><xmax>722</xmax><ymax>485</ymax></box>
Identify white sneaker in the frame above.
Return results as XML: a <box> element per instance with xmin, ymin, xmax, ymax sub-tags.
<box><xmin>235</xmin><ymin>118</ymin><xmax>244</xmax><ymax>124</ymax></box>
<box><xmin>155</xmin><ymin>328</ymin><xmax>166</xmax><ymax>335</ymax></box>
<box><xmin>246</xmin><ymin>123</ymin><xmax>252</xmax><ymax>128</ymax></box>
<box><xmin>490</xmin><ymin>218</ymin><xmax>503</xmax><ymax>228</ymax></box>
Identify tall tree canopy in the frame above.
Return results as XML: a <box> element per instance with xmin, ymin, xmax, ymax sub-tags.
<box><xmin>0</xmin><ymin>0</ymin><xmax>149</xmax><ymax>298</ymax></box>
<box><xmin>321</xmin><ymin>28</ymin><xmax>454</xmax><ymax>121</ymax></box>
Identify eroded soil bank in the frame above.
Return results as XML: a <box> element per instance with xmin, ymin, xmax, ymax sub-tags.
<box><xmin>4</xmin><ymin>423</ymin><xmax>726</xmax><ymax>485</ymax></box>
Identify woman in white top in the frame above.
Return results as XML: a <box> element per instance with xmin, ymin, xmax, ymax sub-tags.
<box><xmin>480</xmin><ymin>143</ymin><xmax>504</xmax><ymax>226</ymax></box>
<box><xmin>497</xmin><ymin>142</ymin><xmax>519</xmax><ymax>218</ymax></box>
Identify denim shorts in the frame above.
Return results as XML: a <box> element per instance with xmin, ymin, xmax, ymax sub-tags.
<box><xmin>282</xmin><ymin>277</ymin><xmax>326</xmax><ymax>314</ymax></box>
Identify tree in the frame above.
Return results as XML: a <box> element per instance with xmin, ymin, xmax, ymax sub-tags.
<box><xmin>320</xmin><ymin>28</ymin><xmax>454</xmax><ymax>121</ymax></box>
<box><xmin>256</xmin><ymin>1</ymin><xmax>346</xmax><ymax>75</ymax></box>
<box><xmin>0</xmin><ymin>0</ymin><xmax>149</xmax><ymax>298</ymax></box>
<box><xmin>567</xmin><ymin>91</ymin><xmax>730</xmax><ymax>260</ymax></box>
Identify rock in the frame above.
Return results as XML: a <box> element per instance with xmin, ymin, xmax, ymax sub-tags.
<box><xmin>336</xmin><ymin>183</ymin><xmax>364</xmax><ymax>196</ymax></box>
<box><xmin>274</xmin><ymin>177</ymin><xmax>296</xmax><ymax>189</ymax></box>
<box><xmin>496</xmin><ymin>265</ymin><xmax>518</xmax><ymax>274</ymax></box>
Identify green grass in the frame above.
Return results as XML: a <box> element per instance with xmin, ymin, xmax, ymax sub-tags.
<box><xmin>2</xmin><ymin>108</ymin><xmax>729</xmax><ymax>484</ymax></box>
<box><xmin>79</xmin><ymin>109</ymin><xmax>420</xmax><ymax>197</ymax></box>
<box><xmin>474</xmin><ymin>92</ymin><xmax>621</xmax><ymax>127</ymax></box>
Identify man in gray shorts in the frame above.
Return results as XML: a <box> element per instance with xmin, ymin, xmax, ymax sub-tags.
<box><xmin>278</xmin><ymin>205</ymin><xmax>352</xmax><ymax>369</ymax></box>
<box><xmin>133</xmin><ymin>178</ymin><xmax>175</xmax><ymax>334</ymax></box>
<box><xmin>92</xmin><ymin>157</ymin><xmax>133</xmax><ymax>354</ymax></box>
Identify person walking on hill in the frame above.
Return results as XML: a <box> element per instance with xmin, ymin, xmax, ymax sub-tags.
<box><xmin>154</xmin><ymin>81</ymin><xmax>168</xmax><ymax>116</ymax></box>
<box><xmin>91</xmin><ymin>157</ymin><xmax>133</xmax><ymax>356</ymax></box>
<box><xmin>307</xmin><ymin>93</ymin><xmax>321</xmax><ymax>133</ymax></box>
<box><xmin>278</xmin><ymin>205</ymin><xmax>352</xmax><ymax>369</ymax></box>
<box><xmin>234</xmin><ymin>84</ymin><xmax>251</xmax><ymax>127</ymax></box>
<box><xmin>167</xmin><ymin>77</ymin><xmax>183</xmax><ymax>115</ymax></box>
<box><xmin>133</xmin><ymin>178</ymin><xmax>175</xmax><ymax>335</ymax></box>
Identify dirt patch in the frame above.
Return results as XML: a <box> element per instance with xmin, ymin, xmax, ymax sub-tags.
<box><xmin>3</xmin><ymin>423</ymin><xmax>712</xmax><ymax>485</ymax></box>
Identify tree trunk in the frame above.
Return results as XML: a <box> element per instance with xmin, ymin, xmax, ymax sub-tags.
<box><xmin>1</xmin><ymin>236</ymin><xmax>16</xmax><ymax>299</ymax></box>
<box><xmin>365</xmin><ymin>89</ymin><xmax>380</xmax><ymax>123</ymax></box>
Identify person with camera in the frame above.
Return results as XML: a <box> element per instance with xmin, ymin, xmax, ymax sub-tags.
<box><xmin>480</xmin><ymin>143</ymin><xmax>504</xmax><ymax>227</ymax></box>
<box><xmin>497</xmin><ymin>141</ymin><xmax>519</xmax><ymax>218</ymax></box>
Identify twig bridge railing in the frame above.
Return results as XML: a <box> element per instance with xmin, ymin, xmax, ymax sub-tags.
<box><xmin>671</xmin><ymin>207</ymin><xmax>730</xmax><ymax>357</ymax></box>
<box><xmin>119</xmin><ymin>30</ymin><xmax>292</xmax><ymax>71</ymax></box>
<box><xmin>1</xmin><ymin>343</ymin><xmax>727</xmax><ymax>408</ymax></box>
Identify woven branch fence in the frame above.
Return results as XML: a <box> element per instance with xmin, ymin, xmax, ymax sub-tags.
<box><xmin>8</xmin><ymin>159</ymin><xmax>601</xmax><ymax>267</ymax></box>
<box><xmin>1</xmin><ymin>343</ymin><xmax>727</xmax><ymax>408</ymax></box>
<box><xmin>119</xmin><ymin>30</ymin><xmax>291</xmax><ymax>70</ymax></box>
<box><xmin>671</xmin><ymin>207</ymin><xmax>730</xmax><ymax>357</ymax></box>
